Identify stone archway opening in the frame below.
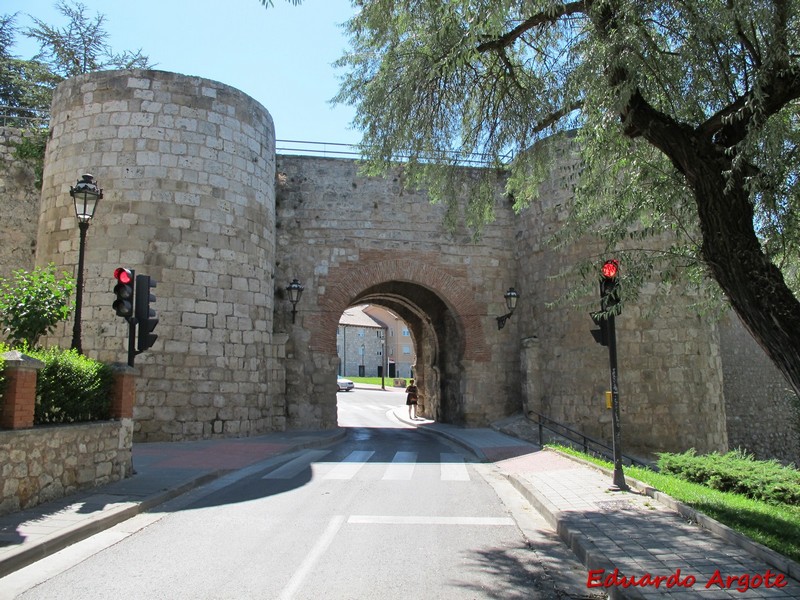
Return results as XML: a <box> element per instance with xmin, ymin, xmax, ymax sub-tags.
<box><xmin>342</xmin><ymin>281</ymin><xmax>467</xmax><ymax>424</ymax></box>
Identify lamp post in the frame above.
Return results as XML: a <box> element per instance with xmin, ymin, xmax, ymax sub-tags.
<box><xmin>496</xmin><ymin>287</ymin><xmax>520</xmax><ymax>330</ymax></box>
<box><xmin>381</xmin><ymin>330</ymin><xmax>387</xmax><ymax>390</ymax></box>
<box><xmin>286</xmin><ymin>278</ymin><xmax>304</xmax><ymax>324</ymax></box>
<box><xmin>69</xmin><ymin>174</ymin><xmax>103</xmax><ymax>354</ymax></box>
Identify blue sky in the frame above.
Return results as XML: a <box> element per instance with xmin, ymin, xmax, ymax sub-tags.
<box><xmin>6</xmin><ymin>0</ymin><xmax>360</xmax><ymax>145</ymax></box>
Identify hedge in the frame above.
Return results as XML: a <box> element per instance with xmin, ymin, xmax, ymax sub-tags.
<box><xmin>26</xmin><ymin>347</ymin><xmax>114</xmax><ymax>424</ymax></box>
<box><xmin>658</xmin><ymin>449</ymin><xmax>800</xmax><ymax>506</ymax></box>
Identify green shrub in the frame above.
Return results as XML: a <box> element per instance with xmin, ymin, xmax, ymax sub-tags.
<box><xmin>12</xmin><ymin>128</ymin><xmax>49</xmax><ymax>189</ymax></box>
<box><xmin>0</xmin><ymin>265</ymin><xmax>75</xmax><ymax>348</ymax></box>
<box><xmin>658</xmin><ymin>449</ymin><xmax>800</xmax><ymax>506</ymax></box>
<box><xmin>28</xmin><ymin>347</ymin><xmax>113</xmax><ymax>424</ymax></box>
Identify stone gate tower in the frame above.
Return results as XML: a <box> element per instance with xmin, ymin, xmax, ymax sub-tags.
<box><xmin>25</xmin><ymin>68</ymin><xmax>798</xmax><ymax>462</ymax></box>
<box><xmin>38</xmin><ymin>70</ymin><xmax>280</xmax><ymax>440</ymax></box>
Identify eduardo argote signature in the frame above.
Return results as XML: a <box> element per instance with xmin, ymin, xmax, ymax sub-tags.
<box><xmin>587</xmin><ymin>567</ymin><xmax>789</xmax><ymax>593</ymax></box>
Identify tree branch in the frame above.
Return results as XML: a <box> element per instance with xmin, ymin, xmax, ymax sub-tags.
<box><xmin>698</xmin><ymin>67</ymin><xmax>800</xmax><ymax>145</ymax></box>
<box><xmin>476</xmin><ymin>1</ymin><xmax>589</xmax><ymax>53</ymax></box>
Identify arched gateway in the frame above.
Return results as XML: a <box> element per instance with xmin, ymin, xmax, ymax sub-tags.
<box><xmin>30</xmin><ymin>69</ymin><xmax>799</xmax><ymax>462</ymax></box>
<box><xmin>308</xmin><ymin>259</ymin><xmax>490</xmax><ymax>425</ymax></box>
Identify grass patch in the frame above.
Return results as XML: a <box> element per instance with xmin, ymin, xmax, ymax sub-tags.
<box><xmin>344</xmin><ymin>376</ymin><xmax>408</xmax><ymax>387</ymax></box>
<box><xmin>548</xmin><ymin>444</ymin><xmax>800</xmax><ymax>563</ymax></box>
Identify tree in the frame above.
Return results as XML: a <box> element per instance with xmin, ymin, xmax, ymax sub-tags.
<box><xmin>326</xmin><ymin>1</ymin><xmax>800</xmax><ymax>398</ymax></box>
<box><xmin>259</xmin><ymin>0</ymin><xmax>303</xmax><ymax>6</ymax></box>
<box><xmin>0</xmin><ymin>14</ymin><xmax>58</xmax><ymax>125</ymax></box>
<box><xmin>1</xmin><ymin>2</ymin><xmax>152</xmax><ymax>120</ymax></box>
<box><xmin>1</xmin><ymin>3</ymin><xmax>153</xmax><ymax>184</ymax></box>
<box><xmin>0</xmin><ymin>265</ymin><xmax>75</xmax><ymax>349</ymax></box>
<box><xmin>24</xmin><ymin>1</ymin><xmax>151</xmax><ymax>79</ymax></box>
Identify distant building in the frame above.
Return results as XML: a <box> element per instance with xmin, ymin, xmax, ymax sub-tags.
<box><xmin>337</xmin><ymin>305</ymin><xmax>415</xmax><ymax>378</ymax></box>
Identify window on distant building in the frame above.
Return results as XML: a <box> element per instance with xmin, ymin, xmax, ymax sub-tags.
<box><xmin>402</xmin><ymin>328</ymin><xmax>410</xmax><ymax>337</ymax></box>
<box><xmin>402</xmin><ymin>345</ymin><xmax>411</xmax><ymax>354</ymax></box>
<box><xmin>358</xmin><ymin>329</ymin><xmax>365</xmax><ymax>337</ymax></box>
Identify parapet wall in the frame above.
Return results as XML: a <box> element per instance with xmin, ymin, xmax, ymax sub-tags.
<box><xmin>0</xmin><ymin>420</ymin><xmax>133</xmax><ymax>516</ymax></box>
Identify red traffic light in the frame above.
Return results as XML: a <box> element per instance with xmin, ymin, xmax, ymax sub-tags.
<box><xmin>601</xmin><ymin>259</ymin><xmax>619</xmax><ymax>279</ymax></box>
<box><xmin>113</xmin><ymin>267</ymin><xmax>135</xmax><ymax>318</ymax></box>
<box><xmin>114</xmin><ymin>267</ymin><xmax>133</xmax><ymax>285</ymax></box>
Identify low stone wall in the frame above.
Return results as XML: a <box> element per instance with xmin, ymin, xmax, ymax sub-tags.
<box><xmin>0</xmin><ymin>419</ymin><xmax>134</xmax><ymax>516</ymax></box>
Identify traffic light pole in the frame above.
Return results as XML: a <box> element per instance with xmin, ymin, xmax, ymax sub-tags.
<box><xmin>606</xmin><ymin>313</ymin><xmax>628</xmax><ymax>491</ymax></box>
<box><xmin>126</xmin><ymin>316</ymin><xmax>137</xmax><ymax>368</ymax></box>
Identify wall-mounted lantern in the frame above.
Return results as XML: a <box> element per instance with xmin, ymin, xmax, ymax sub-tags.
<box><xmin>286</xmin><ymin>278</ymin><xmax>304</xmax><ymax>324</ymax></box>
<box><xmin>496</xmin><ymin>287</ymin><xmax>520</xmax><ymax>330</ymax></box>
<box><xmin>69</xmin><ymin>173</ymin><xmax>103</xmax><ymax>353</ymax></box>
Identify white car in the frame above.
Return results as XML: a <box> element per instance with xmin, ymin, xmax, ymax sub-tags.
<box><xmin>337</xmin><ymin>377</ymin><xmax>355</xmax><ymax>392</ymax></box>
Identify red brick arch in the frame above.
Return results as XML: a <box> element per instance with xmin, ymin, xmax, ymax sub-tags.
<box><xmin>309</xmin><ymin>252</ymin><xmax>490</xmax><ymax>362</ymax></box>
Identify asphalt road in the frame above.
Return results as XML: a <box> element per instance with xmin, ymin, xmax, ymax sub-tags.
<box><xmin>5</xmin><ymin>387</ymin><xmax>592</xmax><ymax>599</ymax></box>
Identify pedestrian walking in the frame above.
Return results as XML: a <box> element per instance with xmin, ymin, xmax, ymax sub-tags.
<box><xmin>405</xmin><ymin>379</ymin><xmax>419</xmax><ymax>419</ymax></box>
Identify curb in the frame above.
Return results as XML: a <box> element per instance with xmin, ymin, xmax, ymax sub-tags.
<box><xmin>391</xmin><ymin>409</ymin><xmax>489</xmax><ymax>462</ymax></box>
<box><xmin>0</xmin><ymin>428</ymin><xmax>347</xmax><ymax>579</ymax></box>
<box><xmin>546</xmin><ymin>448</ymin><xmax>800</xmax><ymax>584</ymax></box>
<box><xmin>0</xmin><ymin>470</ymin><xmax>224</xmax><ymax>580</ymax></box>
<box><xmin>503</xmin><ymin>472</ymin><xmax>647</xmax><ymax>600</ymax></box>
<box><xmin>408</xmin><ymin>416</ymin><xmax>800</xmax><ymax>596</ymax></box>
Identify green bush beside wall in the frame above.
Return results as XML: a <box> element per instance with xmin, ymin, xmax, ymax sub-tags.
<box><xmin>658</xmin><ymin>449</ymin><xmax>800</xmax><ymax>506</ymax></box>
<box><xmin>27</xmin><ymin>347</ymin><xmax>113</xmax><ymax>424</ymax></box>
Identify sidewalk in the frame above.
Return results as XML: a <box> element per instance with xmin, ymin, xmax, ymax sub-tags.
<box><xmin>0</xmin><ymin>428</ymin><xmax>345</xmax><ymax>579</ymax></box>
<box><xmin>403</xmin><ymin>412</ymin><xmax>800</xmax><ymax>599</ymax></box>
<box><xmin>2</xmin><ymin>412</ymin><xmax>800</xmax><ymax>599</ymax></box>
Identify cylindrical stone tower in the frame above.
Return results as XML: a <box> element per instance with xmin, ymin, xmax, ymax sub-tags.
<box><xmin>37</xmin><ymin>69</ymin><xmax>278</xmax><ymax>442</ymax></box>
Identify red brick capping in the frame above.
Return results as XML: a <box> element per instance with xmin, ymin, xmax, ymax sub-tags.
<box><xmin>110</xmin><ymin>364</ymin><xmax>135</xmax><ymax>419</ymax></box>
<box><xmin>310</xmin><ymin>253</ymin><xmax>490</xmax><ymax>362</ymax></box>
<box><xmin>0</xmin><ymin>351</ymin><xmax>43</xmax><ymax>430</ymax></box>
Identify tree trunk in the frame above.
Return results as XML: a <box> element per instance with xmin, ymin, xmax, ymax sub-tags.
<box><xmin>693</xmin><ymin>168</ymin><xmax>800</xmax><ymax>400</ymax></box>
<box><xmin>638</xmin><ymin>116</ymin><xmax>800</xmax><ymax>399</ymax></box>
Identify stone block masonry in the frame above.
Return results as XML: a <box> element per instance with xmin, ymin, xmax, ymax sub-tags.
<box><xmin>37</xmin><ymin>70</ymin><xmax>278</xmax><ymax>442</ymax></box>
<box><xmin>1</xmin><ymin>67</ymin><xmax>793</xmax><ymax>462</ymax></box>
<box><xmin>0</xmin><ymin>128</ymin><xmax>39</xmax><ymax>278</ymax></box>
<box><xmin>0</xmin><ymin>420</ymin><xmax>133</xmax><ymax>516</ymax></box>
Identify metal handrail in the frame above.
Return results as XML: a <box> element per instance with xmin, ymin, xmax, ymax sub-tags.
<box><xmin>0</xmin><ymin>106</ymin><xmax>513</xmax><ymax>166</ymax></box>
<box><xmin>276</xmin><ymin>139</ymin><xmax>363</xmax><ymax>159</ymax></box>
<box><xmin>0</xmin><ymin>106</ymin><xmax>50</xmax><ymax>128</ymax></box>
<box><xmin>526</xmin><ymin>410</ymin><xmax>651</xmax><ymax>468</ymax></box>
<box><xmin>276</xmin><ymin>139</ymin><xmax>515</xmax><ymax>166</ymax></box>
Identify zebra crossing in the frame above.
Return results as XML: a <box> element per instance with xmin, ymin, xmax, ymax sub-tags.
<box><xmin>262</xmin><ymin>448</ymin><xmax>472</xmax><ymax>482</ymax></box>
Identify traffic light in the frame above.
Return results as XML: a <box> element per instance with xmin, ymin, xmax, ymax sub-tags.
<box><xmin>135</xmin><ymin>274</ymin><xmax>158</xmax><ymax>351</ymax></box>
<box><xmin>112</xmin><ymin>268</ymin><xmax>135</xmax><ymax>318</ymax></box>
<box><xmin>600</xmin><ymin>259</ymin><xmax>621</xmax><ymax>313</ymax></box>
<box><xmin>590</xmin><ymin>259</ymin><xmax>620</xmax><ymax>346</ymax></box>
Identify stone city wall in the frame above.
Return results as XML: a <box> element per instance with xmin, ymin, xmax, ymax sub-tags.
<box><xmin>0</xmin><ymin>128</ymin><xmax>40</xmax><ymax>278</ymax></box>
<box><xmin>0</xmin><ymin>67</ymin><xmax>796</xmax><ymax>460</ymax></box>
<box><xmin>512</xmin><ymin>138</ymin><xmax>729</xmax><ymax>456</ymax></box>
<box><xmin>719</xmin><ymin>314</ymin><xmax>800</xmax><ymax>463</ymax></box>
<box><xmin>0</xmin><ymin>420</ymin><xmax>133</xmax><ymax>516</ymax></box>
<box><xmin>274</xmin><ymin>156</ymin><xmax>521</xmax><ymax>428</ymax></box>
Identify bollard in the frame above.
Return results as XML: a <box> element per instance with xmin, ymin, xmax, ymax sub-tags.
<box><xmin>0</xmin><ymin>351</ymin><xmax>44</xmax><ymax>430</ymax></box>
